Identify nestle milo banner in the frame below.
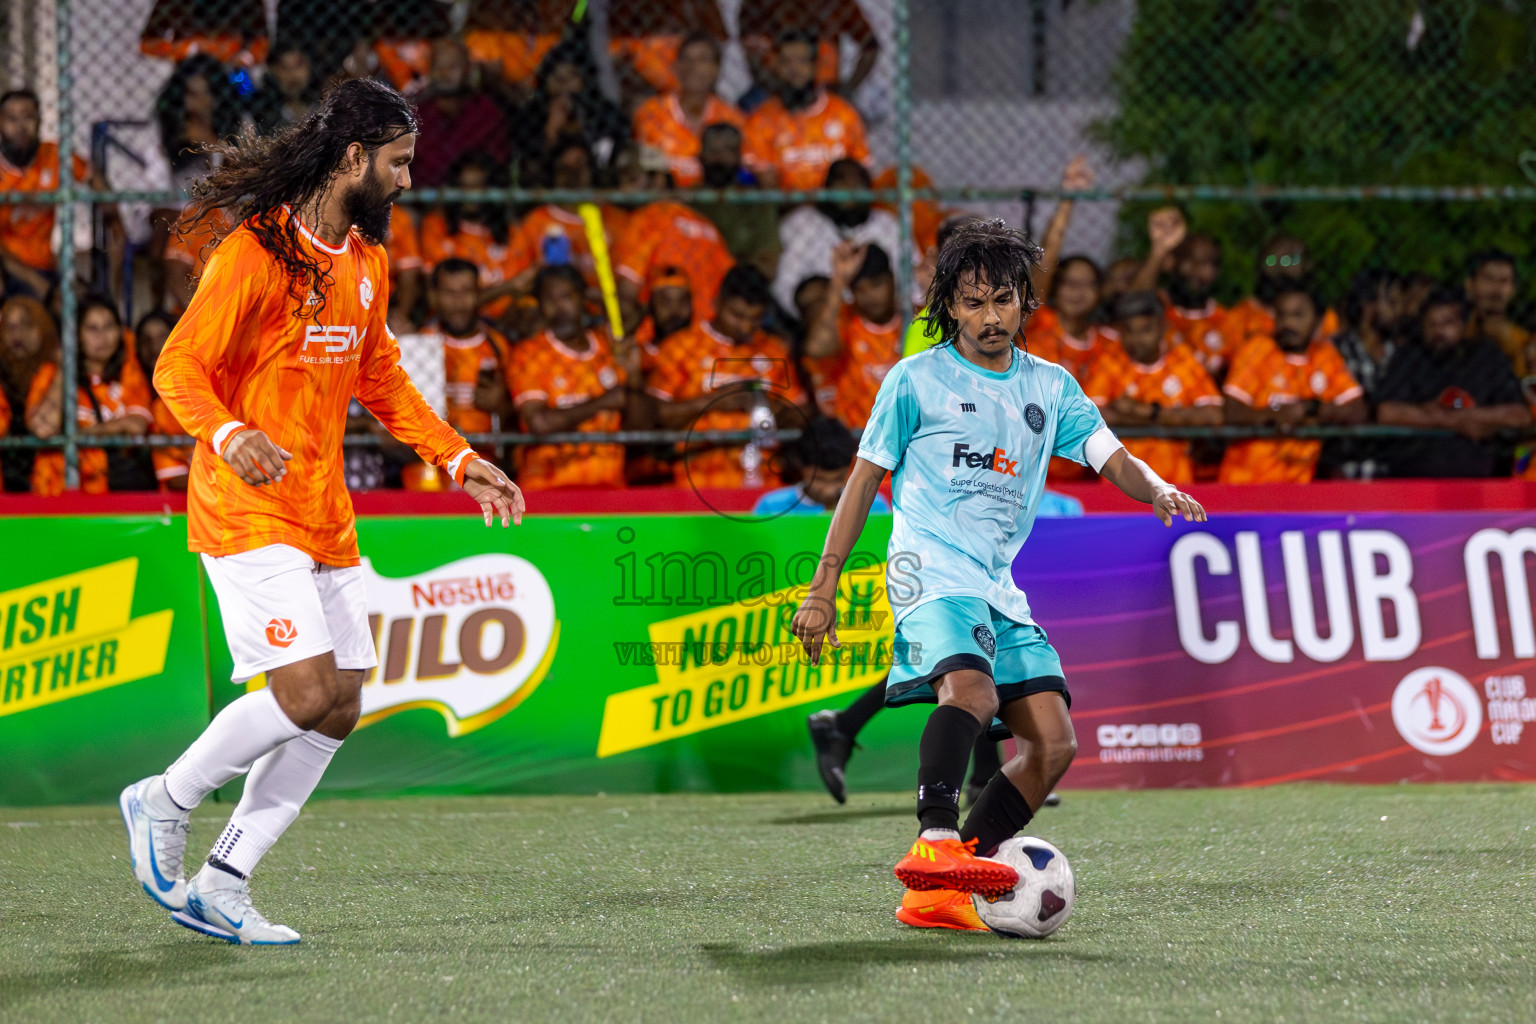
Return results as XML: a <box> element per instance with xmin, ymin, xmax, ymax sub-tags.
<box><xmin>0</xmin><ymin>518</ymin><xmax>208</xmax><ymax>805</ymax></box>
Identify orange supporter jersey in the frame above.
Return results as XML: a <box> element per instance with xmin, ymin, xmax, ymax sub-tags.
<box><xmin>1162</xmin><ymin>298</ymin><xmax>1233</xmax><ymax>376</ymax></box>
<box><xmin>811</xmin><ymin>305</ymin><xmax>902</xmax><ymax>429</ymax></box>
<box><xmin>1082</xmin><ymin>340</ymin><xmax>1221</xmax><ymax>485</ymax></box>
<box><xmin>507</xmin><ymin>329</ymin><xmax>627</xmax><ymax>490</ymax></box>
<box><xmin>26</xmin><ymin>358</ymin><xmax>153</xmax><ymax>496</ymax></box>
<box><xmin>1025</xmin><ymin>305</ymin><xmax>1110</xmax><ymax>384</ymax></box>
<box><xmin>614</xmin><ymin>201</ymin><xmax>732</xmax><ymax>323</ymax></box>
<box><xmin>743</xmin><ymin>93</ymin><xmax>869</xmax><ymax>191</ymax></box>
<box><xmin>388</xmin><ymin>205</ymin><xmax>423</xmax><ymax>282</ymax></box>
<box><xmin>153</xmin><ymin>210</ymin><xmax>474</xmax><ymax>565</ymax></box>
<box><xmin>632</xmin><ymin>94</ymin><xmax>745</xmax><ymax>187</ymax></box>
<box><xmin>151</xmin><ymin>395</ymin><xmax>193</xmax><ymax>485</ymax></box>
<box><xmin>1219</xmin><ymin>336</ymin><xmax>1363</xmax><ymax>485</ymax></box>
<box><xmin>1223</xmin><ymin>296</ymin><xmax>1341</xmax><ymax>356</ymax></box>
<box><xmin>464</xmin><ymin>31</ymin><xmax>560</xmax><ymax>87</ymax></box>
<box><xmin>420</xmin><ymin>213</ymin><xmax>520</xmax><ymax>319</ymax></box>
<box><xmin>873</xmin><ymin>166</ymin><xmax>945</xmax><ymax>256</ymax></box>
<box><xmin>423</xmin><ymin>321</ymin><xmax>513</xmax><ymax>435</ymax></box>
<box><xmin>0</xmin><ymin>144</ymin><xmax>91</xmax><ymax>272</ymax></box>
<box><xmin>506</xmin><ymin>205</ymin><xmax>629</xmax><ymax>292</ymax></box>
<box><xmin>647</xmin><ymin>322</ymin><xmax>807</xmax><ymax>488</ymax></box>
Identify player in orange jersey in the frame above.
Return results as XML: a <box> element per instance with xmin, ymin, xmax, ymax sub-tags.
<box><xmin>1220</xmin><ymin>283</ymin><xmax>1366</xmax><ymax>484</ymax></box>
<box><xmin>630</xmin><ymin>33</ymin><xmax>743</xmax><ymax>187</ymax></box>
<box><xmin>743</xmin><ymin>31</ymin><xmax>869</xmax><ymax>191</ymax></box>
<box><xmin>1083</xmin><ymin>291</ymin><xmax>1223</xmax><ymax>485</ymax></box>
<box><xmin>116</xmin><ymin>79</ymin><xmax>522</xmax><ymax>947</ymax></box>
<box><xmin>802</xmin><ymin>242</ymin><xmax>902</xmax><ymax>430</ymax></box>
<box><xmin>648</xmin><ymin>264</ymin><xmax>809</xmax><ymax>488</ymax></box>
<box><xmin>509</xmin><ymin>265</ymin><xmax>649</xmax><ymax>490</ymax></box>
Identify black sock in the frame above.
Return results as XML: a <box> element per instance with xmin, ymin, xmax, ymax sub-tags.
<box><xmin>960</xmin><ymin>773</ymin><xmax>1034</xmax><ymax>856</ymax></box>
<box><xmin>916</xmin><ymin>705</ymin><xmax>985</xmax><ymax>832</ymax></box>
<box><xmin>836</xmin><ymin>680</ymin><xmax>888</xmax><ymax>739</ymax></box>
<box><xmin>207</xmin><ymin>856</ymin><xmax>247</xmax><ymax>881</ymax></box>
<box><xmin>968</xmin><ymin>734</ymin><xmax>1002</xmax><ymax>789</ymax></box>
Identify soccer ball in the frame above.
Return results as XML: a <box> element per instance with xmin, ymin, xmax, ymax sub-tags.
<box><xmin>971</xmin><ymin>836</ymin><xmax>1075</xmax><ymax>938</ymax></box>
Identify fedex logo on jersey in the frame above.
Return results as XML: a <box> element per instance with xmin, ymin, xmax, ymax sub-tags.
<box><xmin>300</xmin><ymin>325</ymin><xmax>365</xmax><ymax>363</ymax></box>
<box><xmin>951</xmin><ymin>442</ymin><xmax>1018</xmax><ymax>477</ymax></box>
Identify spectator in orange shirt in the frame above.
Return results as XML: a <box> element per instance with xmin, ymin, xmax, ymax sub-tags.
<box><xmin>633</xmin><ymin>269</ymin><xmax>696</xmax><ymax>371</ymax></box>
<box><xmin>608</xmin><ymin>1</ymin><xmax>730</xmax><ymax>96</ymax></box>
<box><xmin>1220</xmin><ymin>283</ymin><xmax>1366</xmax><ymax>484</ymax></box>
<box><xmin>420</xmin><ymin>151</ymin><xmax>521</xmax><ymax>322</ymax></box>
<box><xmin>743</xmin><ymin>31</ymin><xmax>869</xmax><ymax>191</ymax></box>
<box><xmin>738</xmin><ymin>0</ymin><xmax>880</xmax><ymax>103</ymax></box>
<box><xmin>0</xmin><ymin>295</ymin><xmax>56</xmax><ymax>491</ymax></box>
<box><xmin>631</xmin><ymin>33</ymin><xmax>744</xmax><ymax>188</ymax></box>
<box><xmin>1084</xmin><ymin>291</ymin><xmax>1223</xmax><ymax>484</ymax></box>
<box><xmin>416</xmin><ymin>258</ymin><xmax>517</xmax><ymax>442</ymax></box>
<box><xmin>506</xmin><ymin>139</ymin><xmax>629</xmax><ymax>302</ymax></box>
<box><xmin>802</xmin><ymin>242</ymin><xmax>902</xmax><ymax>430</ymax></box>
<box><xmin>462</xmin><ymin>0</ymin><xmax>565</xmax><ymax>91</ymax></box>
<box><xmin>387</xmin><ymin>203</ymin><xmax>424</xmax><ymax>331</ymax></box>
<box><xmin>1125</xmin><ymin>208</ymin><xmax>1232</xmax><ymax>377</ymax></box>
<box><xmin>1464</xmin><ymin>249</ymin><xmax>1530</xmax><ymax>375</ymax></box>
<box><xmin>26</xmin><ymin>296</ymin><xmax>155</xmax><ymax>495</ymax></box>
<box><xmin>1223</xmin><ymin>235</ymin><xmax>1340</xmax><ymax>355</ymax></box>
<box><xmin>1026</xmin><ymin>257</ymin><xmax>1110</xmax><ymax>384</ymax></box>
<box><xmin>508</xmin><ymin>265</ymin><xmax>649</xmax><ymax>490</ymax></box>
<box><xmin>613</xmin><ymin>160</ymin><xmax>735</xmax><ymax>328</ymax></box>
<box><xmin>133</xmin><ymin>310</ymin><xmax>192</xmax><ymax>492</ymax></box>
<box><xmin>0</xmin><ymin>89</ymin><xmax>94</xmax><ymax>299</ymax></box>
<box><xmin>648</xmin><ymin>264</ymin><xmax>810</xmax><ymax>488</ymax></box>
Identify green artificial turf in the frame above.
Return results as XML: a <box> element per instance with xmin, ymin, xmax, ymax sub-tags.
<box><xmin>2</xmin><ymin>786</ymin><xmax>1534</xmax><ymax>1023</ymax></box>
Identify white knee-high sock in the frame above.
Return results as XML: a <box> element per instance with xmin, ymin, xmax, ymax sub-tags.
<box><xmin>162</xmin><ymin>688</ymin><xmax>305</xmax><ymax>811</ymax></box>
<box><xmin>208</xmin><ymin>730</ymin><xmax>343</xmax><ymax>877</ymax></box>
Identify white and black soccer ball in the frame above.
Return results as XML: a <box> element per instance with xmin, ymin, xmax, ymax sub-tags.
<box><xmin>972</xmin><ymin>836</ymin><xmax>1074</xmax><ymax>938</ymax></box>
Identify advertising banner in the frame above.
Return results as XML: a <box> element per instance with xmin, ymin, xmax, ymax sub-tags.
<box><xmin>1021</xmin><ymin>513</ymin><xmax>1536</xmax><ymax>787</ymax></box>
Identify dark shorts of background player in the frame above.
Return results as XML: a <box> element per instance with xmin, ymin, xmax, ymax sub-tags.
<box><xmin>884</xmin><ymin>596</ymin><xmax>1071</xmax><ymax>740</ymax></box>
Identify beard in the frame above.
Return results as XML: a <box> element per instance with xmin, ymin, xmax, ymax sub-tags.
<box><xmin>0</xmin><ymin>136</ymin><xmax>38</xmax><ymax>169</ymax></box>
<box><xmin>779</xmin><ymin>83</ymin><xmax>817</xmax><ymax>111</ymax></box>
<box><xmin>345</xmin><ymin>170</ymin><xmax>400</xmax><ymax>246</ymax></box>
<box><xmin>1166</xmin><ymin>276</ymin><xmax>1211</xmax><ymax>309</ymax></box>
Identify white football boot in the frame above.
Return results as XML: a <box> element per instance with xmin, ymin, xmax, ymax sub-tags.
<box><xmin>172</xmin><ymin>866</ymin><xmax>300</xmax><ymax>946</ymax></box>
<box><xmin>119</xmin><ymin>776</ymin><xmax>190</xmax><ymax>911</ymax></box>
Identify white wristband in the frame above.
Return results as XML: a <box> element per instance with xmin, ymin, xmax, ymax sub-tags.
<box><xmin>211</xmin><ymin>420</ymin><xmax>246</xmax><ymax>458</ymax></box>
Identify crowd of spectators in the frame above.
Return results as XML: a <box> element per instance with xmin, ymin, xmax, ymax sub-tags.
<box><xmin>0</xmin><ymin>1</ymin><xmax>1533</xmax><ymax>497</ymax></box>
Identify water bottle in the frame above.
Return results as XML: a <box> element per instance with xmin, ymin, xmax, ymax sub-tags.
<box><xmin>542</xmin><ymin>233</ymin><xmax>572</xmax><ymax>266</ymax></box>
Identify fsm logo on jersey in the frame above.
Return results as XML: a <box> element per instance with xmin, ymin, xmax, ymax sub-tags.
<box><xmin>1391</xmin><ymin>667</ymin><xmax>1482</xmax><ymax>756</ymax></box>
<box><xmin>357</xmin><ymin>554</ymin><xmax>559</xmax><ymax>736</ymax></box>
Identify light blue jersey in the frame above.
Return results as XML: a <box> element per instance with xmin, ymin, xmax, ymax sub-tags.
<box><xmin>857</xmin><ymin>342</ymin><xmax>1115</xmax><ymax>627</ymax></box>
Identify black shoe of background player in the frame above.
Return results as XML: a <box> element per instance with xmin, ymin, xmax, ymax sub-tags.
<box><xmin>807</xmin><ymin>710</ymin><xmax>854</xmax><ymax>804</ymax></box>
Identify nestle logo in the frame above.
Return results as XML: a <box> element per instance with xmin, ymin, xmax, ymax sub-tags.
<box><xmin>951</xmin><ymin>442</ymin><xmax>1018</xmax><ymax>476</ymax></box>
<box><xmin>960</xmin><ymin>402</ymin><xmax>976</xmax><ymax>412</ymax></box>
<box><xmin>410</xmin><ymin>574</ymin><xmax>516</xmax><ymax>609</ymax></box>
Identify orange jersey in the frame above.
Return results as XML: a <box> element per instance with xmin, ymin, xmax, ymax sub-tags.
<box><xmin>1025</xmin><ymin>305</ymin><xmax>1111</xmax><ymax>384</ymax></box>
<box><xmin>374</xmin><ymin>38</ymin><xmax>434</xmax><ymax>92</ymax></box>
<box><xmin>632</xmin><ymin>94</ymin><xmax>745</xmax><ymax>187</ymax></box>
<box><xmin>153</xmin><ymin>211</ymin><xmax>474</xmax><ymax>565</ymax></box>
<box><xmin>743</xmin><ymin>93</ymin><xmax>869</xmax><ymax>191</ymax></box>
<box><xmin>739</xmin><ymin>0</ymin><xmax>871</xmax><ymax>87</ymax></box>
<box><xmin>608</xmin><ymin>0</ymin><xmax>729</xmax><ymax>91</ymax></box>
<box><xmin>150</xmin><ymin>395</ymin><xmax>193</xmax><ymax>485</ymax></box>
<box><xmin>0</xmin><ymin>144</ymin><xmax>91</xmax><ymax>271</ymax></box>
<box><xmin>422</xmin><ymin>322</ymin><xmax>513</xmax><ymax>435</ymax></box>
<box><xmin>388</xmin><ymin>204</ymin><xmax>423</xmax><ymax>281</ymax></box>
<box><xmin>26</xmin><ymin>358</ymin><xmax>153</xmax><ymax>496</ymax></box>
<box><xmin>1083</xmin><ymin>340</ymin><xmax>1221</xmax><ymax>485</ymax></box>
<box><xmin>507</xmin><ymin>329</ymin><xmax>627</xmax><ymax>490</ymax></box>
<box><xmin>647</xmin><ymin>322</ymin><xmax>807</xmax><ymax>488</ymax></box>
<box><xmin>1162</xmin><ymin>298</ymin><xmax>1233</xmax><ymax>376</ymax></box>
<box><xmin>420</xmin><ymin>213</ymin><xmax>520</xmax><ymax>319</ymax></box>
<box><xmin>614</xmin><ymin>201</ymin><xmax>733</xmax><ymax>323</ymax></box>
<box><xmin>873</xmin><ymin>165</ymin><xmax>946</xmax><ymax>256</ymax></box>
<box><xmin>506</xmin><ymin>205</ymin><xmax>629</xmax><ymax>292</ymax></box>
<box><xmin>810</xmin><ymin>306</ymin><xmax>902</xmax><ymax>429</ymax></box>
<box><xmin>1223</xmin><ymin>297</ymin><xmax>1340</xmax><ymax>356</ymax></box>
<box><xmin>1219</xmin><ymin>336</ymin><xmax>1363</xmax><ymax>485</ymax></box>
<box><xmin>165</xmin><ymin>204</ymin><xmax>240</xmax><ymax>284</ymax></box>
<box><xmin>464</xmin><ymin>31</ymin><xmax>560</xmax><ymax>87</ymax></box>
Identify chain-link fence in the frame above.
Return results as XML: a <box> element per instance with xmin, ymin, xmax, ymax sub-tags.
<box><xmin>2</xmin><ymin>0</ymin><xmax>1534</xmax><ymax>493</ymax></box>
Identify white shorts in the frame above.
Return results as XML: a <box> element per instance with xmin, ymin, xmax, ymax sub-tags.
<box><xmin>202</xmin><ymin>543</ymin><xmax>378</xmax><ymax>684</ymax></box>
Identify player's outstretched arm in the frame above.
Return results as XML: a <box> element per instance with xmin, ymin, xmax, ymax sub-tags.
<box><xmin>791</xmin><ymin>457</ymin><xmax>887</xmax><ymax>664</ymax></box>
<box><xmin>1098</xmin><ymin>447</ymin><xmax>1207</xmax><ymax>527</ymax></box>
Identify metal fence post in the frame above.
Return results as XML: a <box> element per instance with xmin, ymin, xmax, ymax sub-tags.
<box><xmin>893</xmin><ymin>0</ymin><xmax>914</xmax><ymax>334</ymax></box>
<box><xmin>55</xmin><ymin>0</ymin><xmax>78</xmax><ymax>490</ymax></box>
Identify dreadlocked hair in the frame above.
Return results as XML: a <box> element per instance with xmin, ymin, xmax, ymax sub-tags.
<box><xmin>919</xmin><ymin>217</ymin><xmax>1044</xmax><ymax>347</ymax></box>
<box><xmin>182</xmin><ymin>77</ymin><xmax>418</xmax><ymax>319</ymax></box>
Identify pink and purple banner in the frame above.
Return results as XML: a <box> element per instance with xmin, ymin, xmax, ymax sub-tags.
<box><xmin>1022</xmin><ymin>514</ymin><xmax>1536</xmax><ymax>787</ymax></box>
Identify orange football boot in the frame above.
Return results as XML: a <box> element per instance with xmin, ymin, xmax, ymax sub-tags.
<box><xmin>896</xmin><ymin>887</ymin><xmax>989</xmax><ymax>931</ymax></box>
<box><xmin>893</xmin><ymin>834</ymin><xmax>1018</xmax><ymax>897</ymax></box>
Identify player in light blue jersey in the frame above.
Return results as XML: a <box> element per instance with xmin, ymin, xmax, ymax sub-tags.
<box><xmin>792</xmin><ymin>218</ymin><xmax>1206</xmax><ymax>932</ymax></box>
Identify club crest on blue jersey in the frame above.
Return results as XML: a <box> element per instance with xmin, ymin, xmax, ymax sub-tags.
<box><xmin>1024</xmin><ymin>403</ymin><xmax>1046</xmax><ymax>434</ymax></box>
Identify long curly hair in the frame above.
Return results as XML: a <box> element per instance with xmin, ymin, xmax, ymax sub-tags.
<box><xmin>919</xmin><ymin>218</ymin><xmax>1044</xmax><ymax>347</ymax></box>
<box><xmin>182</xmin><ymin>78</ymin><xmax>418</xmax><ymax>318</ymax></box>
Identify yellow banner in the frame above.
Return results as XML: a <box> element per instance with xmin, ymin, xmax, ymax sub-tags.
<box><xmin>0</xmin><ymin>558</ymin><xmax>175</xmax><ymax>717</ymax></box>
<box><xmin>597</xmin><ymin>564</ymin><xmax>894</xmax><ymax>757</ymax></box>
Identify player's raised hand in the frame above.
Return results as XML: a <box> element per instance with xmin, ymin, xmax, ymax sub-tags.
<box><xmin>791</xmin><ymin>589</ymin><xmax>841</xmax><ymax>665</ymax></box>
<box><xmin>223</xmin><ymin>429</ymin><xmax>292</xmax><ymax>487</ymax></box>
<box><xmin>1151</xmin><ymin>485</ymin><xmax>1206</xmax><ymax>527</ymax></box>
<box><xmin>1147</xmin><ymin>207</ymin><xmax>1187</xmax><ymax>256</ymax></box>
<box><xmin>1061</xmin><ymin>154</ymin><xmax>1094</xmax><ymax>192</ymax></box>
<box><xmin>462</xmin><ymin>458</ymin><xmax>525</xmax><ymax>527</ymax></box>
